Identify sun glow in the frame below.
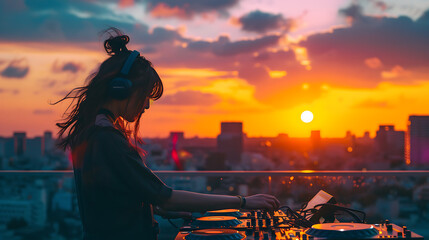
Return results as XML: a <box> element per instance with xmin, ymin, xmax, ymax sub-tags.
<box><xmin>301</xmin><ymin>111</ymin><xmax>313</xmax><ymax>123</ymax></box>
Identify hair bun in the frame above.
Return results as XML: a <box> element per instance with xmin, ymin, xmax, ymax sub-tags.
<box><xmin>104</xmin><ymin>34</ymin><xmax>130</xmax><ymax>55</ymax></box>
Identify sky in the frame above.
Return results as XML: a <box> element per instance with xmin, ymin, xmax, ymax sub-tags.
<box><xmin>1</xmin><ymin>0</ymin><xmax>429</xmax><ymax>138</ymax></box>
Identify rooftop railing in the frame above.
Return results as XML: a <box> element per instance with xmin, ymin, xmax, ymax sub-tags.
<box><xmin>1</xmin><ymin>169</ymin><xmax>428</xmax><ymax>176</ymax></box>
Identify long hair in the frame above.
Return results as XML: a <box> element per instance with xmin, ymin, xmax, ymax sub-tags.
<box><xmin>52</xmin><ymin>28</ymin><xmax>163</xmax><ymax>152</ymax></box>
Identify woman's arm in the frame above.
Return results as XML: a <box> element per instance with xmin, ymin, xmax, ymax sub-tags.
<box><xmin>153</xmin><ymin>205</ymin><xmax>192</xmax><ymax>219</ymax></box>
<box><xmin>160</xmin><ymin>190</ymin><xmax>280</xmax><ymax>212</ymax></box>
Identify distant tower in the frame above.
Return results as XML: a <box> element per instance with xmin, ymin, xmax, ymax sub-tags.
<box><xmin>25</xmin><ymin>137</ymin><xmax>43</xmax><ymax>158</ymax></box>
<box><xmin>345</xmin><ymin>130</ymin><xmax>356</xmax><ymax>150</ymax></box>
<box><xmin>0</xmin><ymin>137</ymin><xmax>4</xmax><ymax>157</ymax></box>
<box><xmin>13</xmin><ymin>132</ymin><xmax>26</xmax><ymax>156</ymax></box>
<box><xmin>42</xmin><ymin>131</ymin><xmax>54</xmax><ymax>156</ymax></box>
<box><xmin>169</xmin><ymin>132</ymin><xmax>184</xmax><ymax>170</ymax></box>
<box><xmin>217</xmin><ymin>122</ymin><xmax>243</xmax><ymax>166</ymax></box>
<box><xmin>0</xmin><ymin>138</ymin><xmax>5</xmax><ymax>170</ymax></box>
<box><xmin>407</xmin><ymin>116</ymin><xmax>429</xmax><ymax>165</ymax></box>
<box><xmin>375</xmin><ymin>125</ymin><xmax>405</xmax><ymax>159</ymax></box>
<box><xmin>363</xmin><ymin>131</ymin><xmax>370</xmax><ymax>139</ymax></box>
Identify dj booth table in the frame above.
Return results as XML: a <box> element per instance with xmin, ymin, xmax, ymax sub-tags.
<box><xmin>174</xmin><ymin>209</ymin><xmax>424</xmax><ymax>240</ymax></box>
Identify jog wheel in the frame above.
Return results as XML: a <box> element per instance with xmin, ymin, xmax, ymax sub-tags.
<box><xmin>191</xmin><ymin>216</ymin><xmax>242</xmax><ymax>229</ymax></box>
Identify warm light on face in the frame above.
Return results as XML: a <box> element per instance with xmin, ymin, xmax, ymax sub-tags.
<box><xmin>301</xmin><ymin>111</ymin><xmax>313</xmax><ymax>123</ymax></box>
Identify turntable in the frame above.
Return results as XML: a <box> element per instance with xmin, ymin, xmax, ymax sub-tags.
<box><xmin>191</xmin><ymin>216</ymin><xmax>243</xmax><ymax>229</ymax></box>
<box><xmin>184</xmin><ymin>229</ymin><xmax>245</xmax><ymax>240</ymax></box>
<box><xmin>305</xmin><ymin>223</ymin><xmax>379</xmax><ymax>238</ymax></box>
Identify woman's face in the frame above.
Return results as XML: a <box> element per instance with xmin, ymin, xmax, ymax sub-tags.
<box><xmin>122</xmin><ymin>91</ymin><xmax>150</xmax><ymax>122</ymax></box>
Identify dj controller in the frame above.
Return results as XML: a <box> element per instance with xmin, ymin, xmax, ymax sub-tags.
<box><xmin>174</xmin><ymin>209</ymin><xmax>424</xmax><ymax>240</ymax></box>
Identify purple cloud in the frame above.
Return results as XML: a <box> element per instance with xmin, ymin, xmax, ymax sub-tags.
<box><xmin>1</xmin><ymin>58</ymin><xmax>29</xmax><ymax>79</ymax></box>
<box><xmin>237</xmin><ymin>10</ymin><xmax>294</xmax><ymax>34</ymax></box>
<box><xmin>298</xmin><ymin>7</ymin><xmax>429</xmax><ymax>87</ymax></box>
<box><xmin>52</xmin><ymin>61</ymin><xmax>85</xmax><ymax>73</ymax></box>
<box><xmin>188</xmin><ymin>34</ymin><xmax>281</xmax><ymax>56</ymax></box>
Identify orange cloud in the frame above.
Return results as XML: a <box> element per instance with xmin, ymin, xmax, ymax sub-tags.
<box><xmin>381</xmin><ymin>65</ymin><xmax>411</xmax><ymax>79</ymax></box>
<box><xmin>150</xmin><ymin>3</ymin><xmax>190</xmax><ymax>20</ymax></box>
<box><xmin>268</xmin><ymin>70</ymin><xmax>287</xmax><ymax>78</ymax></box>
<box><xmin>354</xmin><ymin>99</ymin><xmax>391</xmax><ymax>108</ymax></box>
<box><xmin>118</xmin><ymin>0</ymin><xmax>134</xmax><ymax>8</ymax></box>
<box><xmin>364</xmin><ymin>57</ymin><xmax>382</xmax><ymax>69</ymax></box>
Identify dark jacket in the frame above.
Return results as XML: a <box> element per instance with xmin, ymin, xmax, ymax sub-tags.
<box><xmin>71</xmin><ymin>115</ymin><xmax>172</xmax><ymax>240</ymax></box>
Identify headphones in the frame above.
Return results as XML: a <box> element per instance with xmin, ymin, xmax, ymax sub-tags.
<box><xmin>109</xmin><ymin>50</ymin><xmax>140</xmax><ymax>100</ymax></box>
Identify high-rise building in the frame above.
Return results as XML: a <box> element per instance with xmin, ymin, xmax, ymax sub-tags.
<box><xmin>345</xmin><ymin>131</ymin><xmax>356</xmax><ymax>151</ymax></box>
<box><xmin>0</xmin><ymin>137</ymin><xmax>5</xmax><ymax>170</ymax></box>
<box><xmin>169</xmin><ymin>132</ymin><xmax>184</xmax><ymax>143</ymax></box>
<box><xmin>4</xmin><ymin>137</ymin><xmax>14</xmax><ymax>158</ymax></box>
<box><xmin>0</xmin><ymin>137</ymin><xmax>3</xmax><ymax>156</ymax></box>
<box><xmin>217</xmin><ymin>122</ymin><xmax>243</xmax><ymax>166</ymax></box>
<box><xmin>42</xmin><ymin>131</ymin><xmax>54</xmax><ymax>155</ymax></box>
<box><xmin>407</xmin><ymin>116</ymin><xmax>429</xmax><ymax>165</ymax></box>
<box><xmin>13</xmin><ymin>132</ymin><xmax>26</xmax><ymax>156</ymax></box>
<box><xmin>169</xmin><ymin>132</ymin><xmax>184</xmax><ymax>170</ymax></box>
<box><xmin>375</xmin><ymin>125</ymin><xmax>405</xmax><ymax>159</ymax></box>
<box><xmin>26</xmin><ymin>137</ymin><xmax>43</xmax><ymax>158</ymax></box>
<box><xmin>363</xmin><ymin>131</ymin><xmax>370</xmax><ymax>139</ymax></box>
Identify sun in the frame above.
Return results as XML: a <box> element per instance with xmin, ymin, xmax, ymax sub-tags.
<box><xmin>301</xmin><ymin>111</ymin><xmax>313</xmax><ymax>123</ymax></box>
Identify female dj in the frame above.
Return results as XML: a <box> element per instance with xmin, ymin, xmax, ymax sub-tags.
<box><xmin>54</xmin><ymin>28</ymin><xmax>280</xmax><ymax>240</ymax></box>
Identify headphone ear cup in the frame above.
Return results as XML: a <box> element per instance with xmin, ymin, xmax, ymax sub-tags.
<box><xmin>109</xmin><ymin>77</ymin><xmax>133</xmax><ymax>100</ymax></box>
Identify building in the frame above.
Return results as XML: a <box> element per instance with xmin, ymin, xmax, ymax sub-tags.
<box><xmin>25</xmin><ymin>137</ymin><xmax>43</xmax><ymax>158</ymax></box>
<box><xmin>0</xmin><ymin>181</ymin><xmax>47</xmax><ymax>226</ymax></box>
<box><xmin>217</xmin><ymin>122</ymin><xmax>243</xmax><ymax>166</ymax></box>
<box><xmin>13</xmin><ymin>132</ymin><xmax>26</xmax><ymax>156</ymax></box>
<box><xmin>169</xmin><ymin>132</ymin><xmax>185</xmax><ymax>170</ymax></box>
<box><xmin>0</xmin><ymin>137</ymin><xmax>4</xmax><ymax>157</ymax></box>
<box><xmin>0</xmin><ymin>200</ymin><xmax>32</xmax><ymax>224</ymax></box>
<box><xmin>375</xmin><ymin>125</ymin><xmax>405</xmax><ymax>160</ymax></box>
<box><xmin>407</xmin><ymin>116</ymin><xmax>429</xmax><ymax>165</ymax></box>
<box><xmin>3</xmin><ymin>137</ymin><xmax>14</xmax><ymax>158</ymax></box>
<box><xmin>42</xmin><ymin>131</ymin><xmax>54</xmax><ymax>156</ymax></box>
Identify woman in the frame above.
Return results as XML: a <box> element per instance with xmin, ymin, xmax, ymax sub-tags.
<box><xmin>54</xmin><ymin>28</ymin><xmax>280</xmax><ymax>240</ymax></box>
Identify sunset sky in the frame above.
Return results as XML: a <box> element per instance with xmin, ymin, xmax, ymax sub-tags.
<box><xmin>1</xmin><ymin>0</ymin><xmax>429</xmax><ymax>138</ymax></box>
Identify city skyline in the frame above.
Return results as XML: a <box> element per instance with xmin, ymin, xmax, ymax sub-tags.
<box><xmin>0</xmin><ymin>115</ymin><xmax>423</xmax><ymax>139</ymax></box>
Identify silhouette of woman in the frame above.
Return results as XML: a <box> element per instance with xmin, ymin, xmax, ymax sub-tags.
<box><xmin>54</xmin><ymin>28</ymin><xmax>280</xmax><ymax>240</ymax></box>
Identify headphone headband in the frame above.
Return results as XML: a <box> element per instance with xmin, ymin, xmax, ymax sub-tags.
<box><xmin>120</xmin><ymin>50</ymin><xmax>140</xmax><ymax>75</ymax></box>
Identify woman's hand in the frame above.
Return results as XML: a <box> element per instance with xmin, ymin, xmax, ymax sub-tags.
<box><xmin>243</xmin><ymin>194</ymin><xmax>280</xmax><ymax>211</ymax></box>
